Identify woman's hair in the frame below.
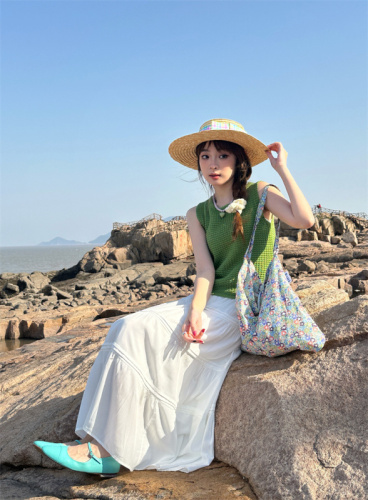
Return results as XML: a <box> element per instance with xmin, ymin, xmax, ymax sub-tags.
<box><xmin>195</xmin><ymin>140</ymin><xmax>252</xmax><ymax>240</ymax></box>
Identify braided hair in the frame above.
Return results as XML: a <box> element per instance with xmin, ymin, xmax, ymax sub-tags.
<box><xmin>196</xmin><ymin>140</ymin><xmax>252</xmax><ymax>240</ymax></box>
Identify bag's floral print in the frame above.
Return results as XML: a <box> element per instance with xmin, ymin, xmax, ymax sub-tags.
<box><xmin>236</xmin><ymin>185</ymin><xmax>326</xmax><ymax>358</ymax></box>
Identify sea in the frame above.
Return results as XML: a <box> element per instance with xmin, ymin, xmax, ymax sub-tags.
<box><xmin>0</xmin><ymin>244</ymin><xmax>97</xmax><ymax>352</ymax></box>
<box><xmin>0</xmin><ymin>244</ymin><xmax>97</xmax><ymax>275</ymax></box>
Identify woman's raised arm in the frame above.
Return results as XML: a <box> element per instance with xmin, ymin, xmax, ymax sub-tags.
<box><xmin>258</xmin><ymin>142</ymin><xmax>315</xmax><ymax>229</ymax></box>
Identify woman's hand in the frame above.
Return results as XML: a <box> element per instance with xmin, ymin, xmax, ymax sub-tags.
<box><xmin>265</xmin><ymin>142</ymin><xmax>288</xmax><ymax>172</ymax></box>
<box><xmin>182</xmin><ymin>307</ymin><xmax>206</xmax><ymax>344</ymax></box>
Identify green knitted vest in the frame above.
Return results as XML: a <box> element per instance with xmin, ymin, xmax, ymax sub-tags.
<box><xmin>196</xmin><ymin>181</ymin><xmax>276</xmax><ymax>299</ymax></box>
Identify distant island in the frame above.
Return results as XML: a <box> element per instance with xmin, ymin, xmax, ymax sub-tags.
<box><xmin>38</xmin><ymin>237</ymin><xmax>85</xmax><ymax>246</ymax></box>
<box><xmin>88</xmin><ymin>233</ymin><xmax>111</xmax><ymax>245</ymax></box>
<box><xmin>38</xmin><ymin>233</ymin><xmax>111</xmax><ymax>246</ymax></box>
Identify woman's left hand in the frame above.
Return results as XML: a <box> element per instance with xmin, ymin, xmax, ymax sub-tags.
<box><xmin>265</xmin><ymin>142</ymin><xmax>288</xmax><ymax>172</ymax></box>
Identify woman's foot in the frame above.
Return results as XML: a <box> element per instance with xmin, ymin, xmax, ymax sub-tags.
<box><xmin>33</xmin><ymin>440</ymin><xmax>119</xmax><ymax>477</ymax></box>
<box><xmin>67</xmin><ymin>440</ymin><xmax>110</xmax><ymax>461</ymax></box>
<box><xmin>62</xmin><ymin>435</ymin><xmax>91</xmax><ymax>447</ymax></box>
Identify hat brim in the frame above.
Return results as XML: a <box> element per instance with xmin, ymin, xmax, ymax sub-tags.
<box><xmin>169</xmin><ymin>129</ymin><xmax>269</xmax><ymax>169</ymax></box>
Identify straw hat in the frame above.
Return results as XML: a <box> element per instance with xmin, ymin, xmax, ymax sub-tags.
<box><xmin>168</xmin><ymin>118</ymin><xmax>269</xmax><ymax>169</ymax></box>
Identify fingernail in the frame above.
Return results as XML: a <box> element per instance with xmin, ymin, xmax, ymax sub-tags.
<box><xmin>192</xmin><ymin>330</ymin><xmax>197</xmax><ymax>337</ymax></box>
<box><xmin>200</xmin><ymin>329</ymin><xmax>205</xmax><ymax>333</ymax></box>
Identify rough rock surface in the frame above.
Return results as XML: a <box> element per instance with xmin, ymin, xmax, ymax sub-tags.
<box><xmin>215</xmin><ymin>295</ymin><xmax>368</xmax><ymax>500</ymax></box>
<box><xmin>1</xmin><ymin>462</ymin><xmax>256</xmax><ymax>500</ymax></box>
<box><xmin>0</xmin><ymin>319</ymin><xmax>256</xmax><ymax>499</ymax></box>
<box><xmin>1</xmin><ymin>292</ymin><xmax>367</xmax><ymax>498</ymax></box>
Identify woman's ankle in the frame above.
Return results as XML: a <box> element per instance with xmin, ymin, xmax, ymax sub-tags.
<box><xmin>91</xmin><ymin>439</ymin><xmax>110</xmax><ymax>458</ymax></box>
<box><xmin>80</xmin><ymin>434</ymin><xmax>92</xmax><ymax>444</ymax></box>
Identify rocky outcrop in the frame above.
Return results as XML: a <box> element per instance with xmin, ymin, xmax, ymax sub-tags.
<box><xmin>79</xmin><ymin>218</ymin><xmax>193</xmax><ymax>273</ymax></box>
<box><xmin>1</xmin><ymin>227</ymin><xmax>368</xmax><ymax>341</ymax></box>
<box><xmin>1</xmin><ymin>286</ymin><xmax>367</xmax><ymax>498</ymax></box>
<box><xmin>279</xmin><ymin>212</ymin><xmax>365</xmax><ymax>244</ymax></box>
<box><xmin>0</xmin><ymin>260</ymin><xmax>195</xmax><ymax>340</ymax></box>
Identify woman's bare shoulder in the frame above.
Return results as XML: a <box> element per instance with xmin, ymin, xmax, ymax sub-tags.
<box><xmin>255</xmin><ymin>181</ymin><xmax>283</xmax><ymax>221</ymax></box>
<box><xmin>256</xmin><ymin>180</ymin><xmax>281</xmax><ymax>199</ymax></box>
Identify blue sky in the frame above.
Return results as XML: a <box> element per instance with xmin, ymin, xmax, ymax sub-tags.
<box><xmin>1</xmin><ymin>0</ymin><xmax>367</xmax><ymax>246</ymax></box>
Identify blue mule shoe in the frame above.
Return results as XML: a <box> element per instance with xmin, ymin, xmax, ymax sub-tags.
<box><xmin>38</xmin><ymin>442</ymin><xmax>120</xmax><ymax>477</ymax></box>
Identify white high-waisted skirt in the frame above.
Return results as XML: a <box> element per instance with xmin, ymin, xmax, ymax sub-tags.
<box><xmin>75</xmin><ymin>294</ymin><xmax>242</xmax><ymax>473</ymax></box>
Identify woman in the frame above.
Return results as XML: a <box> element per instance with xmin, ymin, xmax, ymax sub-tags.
<box><xmin>34</xmin><ymin>118</ymin><xmax>314</xmax><ymax>477</ymax></box>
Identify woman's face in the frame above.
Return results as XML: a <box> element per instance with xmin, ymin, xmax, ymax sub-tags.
<box><xmin>198</xmin><ymin>142</ymin><xmax>237</xmax><ymax>189</ymax></box>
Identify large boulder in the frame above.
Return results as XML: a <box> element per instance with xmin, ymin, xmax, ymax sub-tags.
<box><xmin>17</xmin><ymin>272</ymin><xmax>50</xmax><ymax>292</ymax></box>
<box><xmin>215</xmin><ymin>295</ymin><xmax>368</xmax><ymax>499</ymax></box>
<box><xmin>79</xmin><ymin>245</ymin><xmax>113</xmax><ymax>273</ymax></box>
<box><xmin>320</xmin><ymin>218</ymin><xmax>335</xmax><ymax>236</ymax></box>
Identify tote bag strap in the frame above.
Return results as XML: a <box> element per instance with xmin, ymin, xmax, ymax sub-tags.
<box><xmin>245</xmin><ymin>184</ymin><xmax>281</xmax><ymax>260</ymax></box>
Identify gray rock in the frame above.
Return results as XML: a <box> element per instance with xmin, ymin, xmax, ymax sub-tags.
<box><xmin>19</xmin><ymin>320</ymin><xmax>45</xmax><ymax>339</ymax></box>
<box><xmin>332</xmin><ymin>215</ymin><xmax>346</xmax><ymax>235</ymax></box>
<box><xmin>353</xmin><ymin>269</ymin><xmax>368</xmax><ymax>280</ymax></box>
<box><xmin>297</xmin><ymin>260</ymin><xmax>317</xmax><ymax>273</ymax></box>
<box><xmin>5</xmin><ymin>283</ymin><xmax>19</xmax><ymax>293</ymax></box>
<box><xmin>314</xmin><ymin>295</ymin><xmax>368</xmax><ymax>346</ymax></box>
<box><xmin>318</xmin><ymin>233</ymin><xmax>331</xmax><ymax>243</ymax></box>
<box><xmin>295</xmin><ymin>230</ymin><xmax>303</xmax><ymax>242</ymax></box>
<box><xmin>310</xmin><ymin>249</ymin><xmax>354</xmax><ymax>263</ymax></box>
<box><xmin>337</xmin><ymin>241</ymin><xmax>352</xmax><ymax>248</ymax></box>
<box><xmin>309</xmin><ymin>216</ymin><xmax>321</xmax><ymax>233</ymax></box>
<box><xmin>55</xmin><ymin>289</ymin><xmax>73</xmax><ymax>300</ymax></box>
<box><xmin>301</xmin><ymin>229</ymin><xmax>319</xmax><ymax>241</ymax></box>
<box><xmin>320</xmin><ymin>218</ymin><xmax>335</xmax><ymax>235</ymax></box>
<box><xmin>344</xmin><ymin>283</ymin><xmax>354</xmax><ymax>298</ymax></box>
<box><xmin>316</xmin><ymin>261</ymin><xmax>330</xmax><ymax>273</ymax></box>
<box><xmin>296</xmin><ymin>280</ymin><xmax>349</xmax><ymax>315</ymax></box>
<box><xmin>41</xmin><ymin>285</ymin><xmax>56</xmax><ymax>296</ymax></box>
<box><xmin>349</xmin><ymin>278</ymin><xmax>368</xmax><ymax>295</ymax></box>
<box><xmin>341</xmin><ymin>231</ymin><xmax>358</xmax><ymax>247</ymax></box>
<box><xmin>73</xmin><ymin>290</ymin><xmax>89</xmax><ymax>299</ymax></box>
<box><xmin>0</xmin><ymin>272</ymin><xmax>19</xmax><ymax>280</ymax></box>
<box><xmin>331</xmin><ymin>236</ymin><xmax>341</xmax><ymax>244</ymax></box>
<box><xmin>186</xmin><ymin>262</ymin><xmax>197</xmax><ymax>276</ymax></box>
<box><xmin>5</xmin><ymin>320</ymin><xmax>18</xmax><ymax>340</ymax></box>
<box><xmin>353</xmin><ymin>248</ymin><xmax>368</xmax><ymax>259</ymax></box>
<box><xmin>153</xmin><ymin>284</ymin><xmax>172</xmax><ymax>294</ymax></box>
<box><xmin>154</xmin><ymin>261</ymin><xmax>192</xmax><ymax>284</ymax></box>
<box><xmin>186</xmin><ymin>275</ymin><xmax>196</xmax><ymax>286</ymax></box>
<box><xmin>18</xmin><ymin>272</ymin><xmax>50</xmax><ymax>292</ymax></box>
<box><xmin>283</xmin><ymin>259</ymin><xmax>299</xmax><ymax>274</ymax></box>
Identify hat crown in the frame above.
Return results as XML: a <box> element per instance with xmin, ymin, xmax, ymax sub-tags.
<box><xmin>199</xmin><ymin>118</ymin><xmax>246</xmax><ymax>133</ymax></box>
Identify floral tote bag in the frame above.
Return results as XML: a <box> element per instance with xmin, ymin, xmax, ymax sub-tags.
<box><xmin>236</xmin><ymin>185</ymin><xmax>326</xmax><ymax>357</ymax></box>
